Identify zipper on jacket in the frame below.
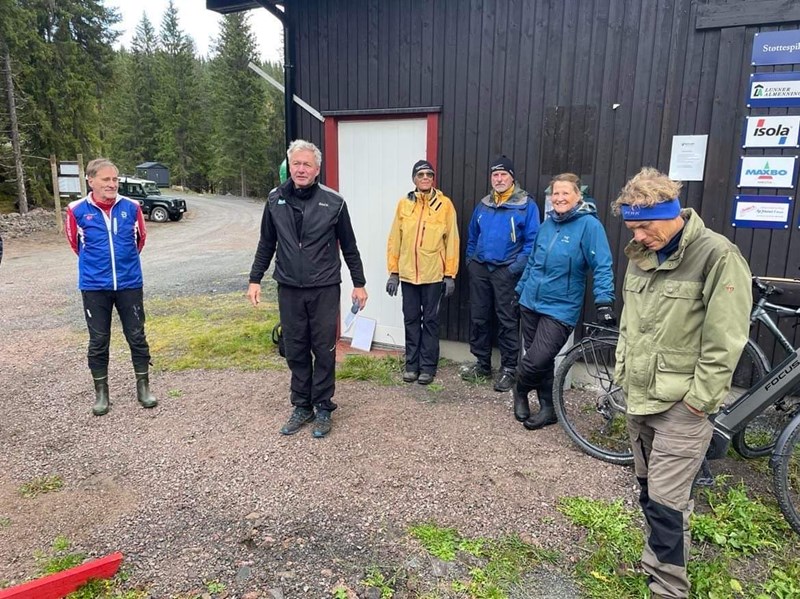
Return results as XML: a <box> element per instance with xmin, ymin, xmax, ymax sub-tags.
<box><xmin>414</xmin><ymin>200</ymin><xmax>425</xmax><ymax>284</ymax></box>
<box><xmin>100</xmin><ymin>205</ymin><xmax>118</xmax><ymax>291</ymax></box>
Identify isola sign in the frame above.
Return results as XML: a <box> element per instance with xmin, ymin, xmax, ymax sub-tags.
<box><xmin>738</xmin><ymin>156</ymin><xmax>798</xmax><ymax>188</ymax></box>
<box><xmin>742</xmin><ymin>115</ymin><xmax>800</xmax><ymax>148</ymax></box>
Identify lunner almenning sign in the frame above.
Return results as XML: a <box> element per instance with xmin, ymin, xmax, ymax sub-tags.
<box><xmin>747</xmin><ymin>72</ymin><xmax>800</xmax><ymax>108</ymax></box>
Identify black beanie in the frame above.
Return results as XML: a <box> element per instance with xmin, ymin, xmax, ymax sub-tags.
<box><xmin>489</xmin><ymin>155</ymin><xmax>515</xmax><ymax>179</ymax></box>
<box><xmin>412</xmin><ymin>159</ymin><xmax>435</xmax><ymax>178</ymax></box>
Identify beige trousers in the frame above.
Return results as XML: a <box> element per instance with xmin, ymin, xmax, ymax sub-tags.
<box><xmin>627</xmin><ymin>401</ymin><xmax>714</xmax><ymax>599</ymax></box>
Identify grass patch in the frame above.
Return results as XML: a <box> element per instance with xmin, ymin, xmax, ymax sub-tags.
<box><xmin>143</xmin><ymin>293</ymin><xmax>283</xmax><ymax>371</ymax></box>
<box><xmin>19</xmin><ymin>474</ymin><xmax>64</xmax><ymax>498</ymax></box>
<box><xmin>203</xmin><ymin>579</ymin><xmax>226</xmax><ymax>595</ymax></box>
<box><xmin>560</xmin><ymin>481</ymin><xmax>800</xmax><ymax>599</ymax></box>
<box><xmin>408</xmin><ymin>522</ymin><xmax>463</xmax><ymax>561</ymax></box>
<box><xmin>336</xmin><ymin>355</ymin><xmax>404</xmax><ymax>385</ymax></box>
<box><xmin>558</xmin><ymin>496</ymin><xmax>648</xmax><ymax>598</ymax></box>
<box><xmin>0</xmin><ymin>516</ymin><xmax>10</xmax><ymax>527</ymax></box>
<box><xmin>692</xmin><ymin>481</ymin><xmax>789</xmax><ymax>556</ymax></box>
<box><xmin>407</xmin><ymin>522</ymin><xmax>556</xmax><ymax>598</ymax></box>
<box><xmin>362</xmin><ymin>566</ymin><xmax>397</xmax><ymax>598</ymax></box>
<box><xmin>32</xmin><ymin>537</ymin><xmax>146</xmax><ymax>598</ymax></box>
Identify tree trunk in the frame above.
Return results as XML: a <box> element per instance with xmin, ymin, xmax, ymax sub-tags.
<box><xmin>1</xmin><ymin>37</ymin><xmax>28</xmax><ymax>214</ymax></box>
<box><xmin>240</xmin><ymin>166</ymin><xmax>246</xmax><ymax>197</ymax></box>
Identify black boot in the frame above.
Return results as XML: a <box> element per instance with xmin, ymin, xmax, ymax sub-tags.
<box><xmin>512</xmin><ymin>385</ymin><xmax>530</xmax><ymax>422</ymax></box>
<box><xmin>523</xmin><ymin>384</ymin><xmax>557</xmax><ymax>430</ymax></box>
<box><xmin>92</xmin><ymin>369</ymin><xmax>110</xmax><ymax>416</ymax></box>
<box><xmin>135</xmin><ymin>369</ymin><xmax>158</xmax><ymax>409</ymax></box>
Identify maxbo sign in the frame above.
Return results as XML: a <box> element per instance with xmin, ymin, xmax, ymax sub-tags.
<box><xmin>738</xmin><ymin>156</ymin><xmax>798</xmax><ymax>188</ymax></box>
<box><xmin>742</xmin><ymin>115</ymin><xmax>800</xmax><ymax>148</ymax></box>
<box><xmin>752</xmin><ymin>30</ymin><xmax>800</xmax><ymax>66</ymax></box>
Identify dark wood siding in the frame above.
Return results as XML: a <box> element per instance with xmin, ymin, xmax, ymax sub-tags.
<box><xmin>287</xmin><ymin>0</ymin><xmax>800</xmax><ymax>352</ymax></box>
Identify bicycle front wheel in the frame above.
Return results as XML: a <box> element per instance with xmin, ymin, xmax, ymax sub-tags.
<box><xmin>553</xmin><ymin>336</ymin><xmax>633</xmax><ymax>466</ymax></box>
<box><xmin>771</xmin><ymin>414</ymin><xmax>800</xmax><ymax>535</ymax></box>
<box><xmin>731</xmin><ymin>340</ymin><xmax>780</xmax><ymax>458</ymax></box>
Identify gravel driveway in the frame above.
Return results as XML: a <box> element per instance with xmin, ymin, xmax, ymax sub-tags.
<box><xmin>0</xmin><ymin>193</ymin><xmax>634</xmax><ymax>597</ymax></box>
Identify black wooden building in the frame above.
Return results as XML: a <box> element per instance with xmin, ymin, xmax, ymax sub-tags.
<box><xmin>210</xmin><ymin>0</ymin><xmax>800</xmax><ymax>354</ymax></box>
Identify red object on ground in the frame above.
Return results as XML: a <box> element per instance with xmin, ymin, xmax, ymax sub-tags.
<box><xmin>0</xmin><ymin>552</ymin><xmax>123</xmax><ymax>599</ymax></box>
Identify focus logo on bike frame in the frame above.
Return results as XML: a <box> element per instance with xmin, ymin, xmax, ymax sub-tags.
<box><xmin>764</xmin><ymin>355</ymin><xmax>800</xmax><ymax>393</ymax></box>
<box><xmin>742</xmin><ymin>115</ymin><xmax>800</xmax><ymax>148</ymax></box>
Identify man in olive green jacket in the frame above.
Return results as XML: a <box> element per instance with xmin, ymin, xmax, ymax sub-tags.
<box><xmin>613</xmin><ymin>168</ymin><xmax>751</xmax><ymax>599</ymax></box>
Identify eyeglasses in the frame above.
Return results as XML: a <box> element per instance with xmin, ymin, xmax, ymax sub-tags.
<box><xmin>416</xmin><ymin>171</ymin><xmax>435</xmax><ymax>179</ymax></box>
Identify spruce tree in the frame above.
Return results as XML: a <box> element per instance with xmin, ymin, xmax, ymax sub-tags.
<box><xmin>155</xmin><ymin>0</ymin><xmax>204</xmax><ymax>188</ymax></box>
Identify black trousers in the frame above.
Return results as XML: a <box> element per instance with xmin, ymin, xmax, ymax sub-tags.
<box><xmin>278</xmin><ymin>284</ymin><xmax>339</xmax><ymax>411</ymax></box>
<box><xmin>401</xmin><ymin>281</ymin><xmax>443</xmax><ymax>375</ymax></box>
<box><xmin>467</xmin><ymin>261</ymin><xmax>520</xmax><ymax>370</ymax></box>
<box><xmin>81</xmin><ymin>288</ymin><xmax>151</xmax><ymax>372</ymax></box>
<box><xmin>516</xmin><ymin>307</ymin><xmax>573</xmax><ymax>401</ymax></box>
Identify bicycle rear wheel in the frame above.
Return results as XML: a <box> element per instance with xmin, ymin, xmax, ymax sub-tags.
<box><xmin>553</xmin><ymin>336</ymin><xmax>633</xmax><ymax>465</ymax></box>
<box><xmin>771</xmin><ymin>414</ymin><xmax>800</xmax><ymax>535</ymax></box>
<box><xmin>731</xmin><ymin>340</ymin><xmax>787</xmax><ymax>458</ymax></box>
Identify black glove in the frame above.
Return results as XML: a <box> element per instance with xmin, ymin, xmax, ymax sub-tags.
<box><xmin>443</xmin><ymin>277</ymin><xmax>455</xmax><ymax>298</ymax></box>
<box><xmin>386</xmin><ymin>273</ymin><xmax>399</xmax><ymax>297</ymax></box>
<box><xmin>596</xmin><ymin>304</ymin><xmax>617</xmax><ymax>327</ymax></box>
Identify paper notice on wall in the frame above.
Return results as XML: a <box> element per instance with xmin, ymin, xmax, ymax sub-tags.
<box><xmin>668</xmin><ymin>135</ymin><xmax>708</xmax><ymax>181</ymax></box>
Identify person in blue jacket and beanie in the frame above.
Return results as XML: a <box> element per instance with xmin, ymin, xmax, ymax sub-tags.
<box><xmin>462</xmin><ymin>155</ymin><xmax>540</xmax><ymax>392</ymax></box>
<box><xmin>513</xmin><ymin>173</ymin><xmax>616</xmax><ymax>429</ymax></box>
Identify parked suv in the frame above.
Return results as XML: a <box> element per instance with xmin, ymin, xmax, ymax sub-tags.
<box><xmin>118</xmin><ymin>176</ymin><xmax>187</xmax><ymax>222</ymax></box>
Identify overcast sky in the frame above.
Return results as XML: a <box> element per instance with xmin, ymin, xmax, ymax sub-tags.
<box><xmin>106</xmin><ymin>0</ymin><xmax>284</xmax><ymax>63</ymax></box>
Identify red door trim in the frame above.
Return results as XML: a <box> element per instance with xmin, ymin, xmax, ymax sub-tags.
<box><xmin>323</xmin><ymin>111</ymin><xmax>440</xmax><ymax>192</ymax></box>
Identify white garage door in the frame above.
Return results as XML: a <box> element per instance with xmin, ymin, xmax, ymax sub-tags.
<box><xmin>337</xmin><ymin>118</ymin><xmax>428</xmax><ymax>347</ymax></box>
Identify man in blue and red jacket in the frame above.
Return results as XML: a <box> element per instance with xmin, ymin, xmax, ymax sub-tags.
<box><xmin>65</xmin><ymin>158</ymin><xmax>156</xmax><ymax>416</ymax></box>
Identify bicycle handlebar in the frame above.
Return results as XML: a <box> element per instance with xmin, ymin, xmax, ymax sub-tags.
<box><xmin>752</xmin><ymin>275</ymin><xmax>783</xmax><ymax>299</ymax></box>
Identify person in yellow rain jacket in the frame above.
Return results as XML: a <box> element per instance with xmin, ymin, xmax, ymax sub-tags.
<box><xmin>386</xmin><ymin>160</ymin><xmax>459</xmax><ymax>385</ymax></box>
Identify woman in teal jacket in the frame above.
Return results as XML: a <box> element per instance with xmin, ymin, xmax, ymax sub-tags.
<box><xmin>513</xmin><ymin>173</ymin><xmax>616</xmax><ymax>429</ymax></box>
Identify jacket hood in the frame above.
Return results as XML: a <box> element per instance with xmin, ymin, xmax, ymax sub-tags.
<box><xmin>546</xmin><ymin>198</ymin><xmax>598</xmax><ymax>222</ymax></box>
<box><xmin>480</xmin><ymin>186</ymin><xmax>530</xmax><ymax>208</ymax></box>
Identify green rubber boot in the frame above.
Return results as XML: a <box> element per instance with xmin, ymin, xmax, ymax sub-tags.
<box><xmin>135</xmin><ymin>370</ymin><xmax>158</xmax><ymax>409</ymax></box>
<box><xmin>91</xmin><ymin>369</ymin><xmax>110</xmax><ymax>416</ymax></box>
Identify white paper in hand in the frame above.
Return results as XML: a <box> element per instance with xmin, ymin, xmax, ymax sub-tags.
<box><xmin>343</xmin><ymin>299</ymin><xmax>360</xmax><ymax>331</ymax></box>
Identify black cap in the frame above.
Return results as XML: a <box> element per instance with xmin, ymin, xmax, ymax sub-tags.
<box><xmin>489</xmin><ymin>155</ymin><xmax>515</xmax><ymax>179</ymax></box>
<box><xmin>412</xmin><ymin>159</ymin><xmax>435</xmax><ymax>178</ymax></box>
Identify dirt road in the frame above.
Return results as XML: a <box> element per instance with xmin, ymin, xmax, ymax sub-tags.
<box><xmin>0</xmin><ymin>194</ymin><xmax>629</xmax><ymax>597</ymax></box>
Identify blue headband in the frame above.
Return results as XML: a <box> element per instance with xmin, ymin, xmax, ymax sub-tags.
<box><xmin>621</xmin><ymin>198</ymin><xmax>681</xmax><ymax>221</ymax></box>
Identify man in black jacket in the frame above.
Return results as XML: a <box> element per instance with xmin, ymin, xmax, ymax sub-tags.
<box><xmin>247</xmin><ymin>139</ymin><xmax>368</xmax><ymax>438</ymax></box>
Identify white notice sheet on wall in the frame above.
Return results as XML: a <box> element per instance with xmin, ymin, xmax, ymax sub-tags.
<box><xmin>668</xmin><ymin>135</ymin><xmax>709</xmax><ymax>181</ymax></box>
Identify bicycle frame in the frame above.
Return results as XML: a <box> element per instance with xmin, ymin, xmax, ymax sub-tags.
<box><xmin>709</xmin><ymin>349</ymin><xmax>800</xmax><ymax>458</ymax></box>
<box><xmin>751</xmin><ymin>298</ymin><xmax>800</xmax><ymax>354</ymax></box>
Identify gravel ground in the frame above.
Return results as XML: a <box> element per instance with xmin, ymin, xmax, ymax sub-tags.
<box><xmin>0</xmin><ymin>194</ymin><xmax>636</xmax><ymax>597</ymax></box>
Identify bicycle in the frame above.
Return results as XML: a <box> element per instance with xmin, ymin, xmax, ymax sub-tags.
<box><xmin>551</xmin><ymin>279</ymin><xmax>800</xmax><ymax>534</ymax></box>
<box><xmin>730</xmin><ymin>277</ymin><xmax>800</xmax><ymax>457</ymax></box>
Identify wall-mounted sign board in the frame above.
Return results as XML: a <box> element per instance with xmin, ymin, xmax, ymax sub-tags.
<box><xmin>747</xmin><ymin>72</ymin><xmax>800</xmax><ymax>108</ymax></box>
<box><xmin>732</xmin><ymin>195</ymin><xmax>792</xmax><ymax>229</ymax></box>
<box><xmin>742</xmin><ymin>115</ymin><xmax>800</xmax><ymax>148</ymax></box>
<box><xmin>738</xmin><ymin>156</ymin><xmax>798</xmax><ymax>188</ymax></box>
<box><xmin>752</xmin><ymin>30</ymin><xmax>800</xmax><ymax>66</ymax></box>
